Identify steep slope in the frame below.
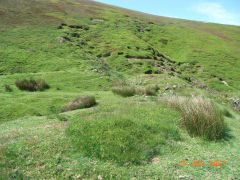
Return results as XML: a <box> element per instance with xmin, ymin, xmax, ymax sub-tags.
<box><xmin>0</xmin><ymin>0</ymin><xmax>240</xmax><ymax>93</ymax></box>
<box><xmin>0</xmin><ymin>0</ymin><xmax>240</xmax><ymax>179</ymax></box>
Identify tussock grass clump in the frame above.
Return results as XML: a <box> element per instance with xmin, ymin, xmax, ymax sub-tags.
<box><xmin>15</xmin><ymin>79</ymin><xmax>49</xmax><ymax>91</ymax></box>
<box><xmin>135</xmin><ymin>85</ymin><xmax>159</xmax><ymax>96</ymax></box>
<box><xmin>112</xmin><ymin>86</ymin><xmax>135</xmax><ymax>97</ymax></box>
<box><xmin>67</xmin><ymin>104</ymin><xmax>180</xmax><ymax>165</ymax></box>
<box><xmin>135</xmin><ymin>87</ymin><xmax>145</xmax><ymax>95</ymax></box>
<box><xmin>112</xmin><ymin>80</ymin><xmax>127</xmax><ymax>86</ymax></box>
<box><xmin>160</xmin><ymin>96</ymin><xmax>225</xmax><ymax>140</ymax></box>
<box><xmin>62</xmin><ymin>96</ymin><xmax>96</xmax><ymax>112</ymax></box>
<box><xmin>145</xmin><ymin>85</ymin><xmax>159</xmax><ymax>96</ymax></box>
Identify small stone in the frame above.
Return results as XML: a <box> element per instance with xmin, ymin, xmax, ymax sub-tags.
<box><xmin>91</xmin><ymin>68</ymin><xmax>98</xmax><ymax>72</ymax></box>
<box><xmin>165</xmin><ymin>86</ymin><xmax>170</xmax><ymax>90</ymax></box>
<box><xmin>98</xmin><ymin>175</ymin><xmax>103</xmax><ymax>180</ymax></box>
<box><xmin>222</xmin><ymin>80</ymin><xmax>229</xmax><ymax>86</ymax></box>
<box><xmin>151</xmin><ymin>157</ymin><xmax>160</xmax><ymax>165</ymax></box>
<box><xmin>57</xmin><ymin>37</ymin><xmax>65</xmax><ymax>43</ymax></box>
<box><xmin>179</xmin><ymin>175</ymin><xmax>193</xmax><ymax>180</ymax></box>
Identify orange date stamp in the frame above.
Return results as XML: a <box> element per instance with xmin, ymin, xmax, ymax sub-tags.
<box><xmin>179</xmin><ymin>160</ymin><xmax>226</xmax><ymax>167</ymax></box>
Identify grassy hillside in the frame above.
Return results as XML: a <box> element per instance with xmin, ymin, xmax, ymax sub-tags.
<box><xmin>0</xmin><ymin>0</ymin><xmax>240</xmax><ymax>179</ymax></box>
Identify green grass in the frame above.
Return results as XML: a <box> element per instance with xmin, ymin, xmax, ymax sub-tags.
<box><xmin>0</xmin><ymin>95</ymin><xmax>240</xmax><ymax>179</ymax></box>
<box><xmin>67</xmin><ymin>102</ymin><xmax>180</xmax><ymax>165</ymax></box>
<box><xmin>0</xmin><ymin>0</ymin><xmax>240</xmax><ymax>179</ymax></box>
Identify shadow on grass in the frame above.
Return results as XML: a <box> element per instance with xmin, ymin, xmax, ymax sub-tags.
<box><xmin>220</xmin><ymin>126</ymin><xmax>234</xmax><ymax>141</ymax></box>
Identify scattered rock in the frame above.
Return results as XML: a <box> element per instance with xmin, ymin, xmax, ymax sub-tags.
<box><xmin>179</xmin><ymin>175</ymin><xmax>193</xmax><ymax>180</ymax></box>
<box><xmin>227</xmin><ymin>98</ymin><xmax>240</xmax><ymax>110</ymax></box>
<box><xmin>92</xmin><ymin>19</ymin><xmax>104</xmax><ymax>22</ymax></box>
<box><xmin>165</xmin><ymin>86</ymin><xmax>170</xmax><ymax>91</ymax></box>
<box><xmin>233</xmin><ymin>98</ymin><xmax>240</xmax><ymax>109</ymax></box>
<box><xmin>151</xmin><ymin>157</ymin><xmax>160</xmax><ymax>165</ymax></box>
<box><xmin>57</xmin><ymin>37</ymin><xmax>65</xmax><ymax>43</ymax></box>
<box><xmin>222</xmin><ymin>80</ymin><xmax>229</xmax><ymax>86</ymax></box>
<box><xmin>91</xmin><ymin>68</ymin><xmax>98</xmax><ymax>72</ymax></box>
<box><xmin>98</xmin><ymin>175</ymin><xmax>103</xmax><ymax>180</ymax></box>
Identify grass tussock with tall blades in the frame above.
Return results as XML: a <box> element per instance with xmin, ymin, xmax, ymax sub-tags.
<box><xmin>160</xmin><ymin>96</ymin><xmax>226</xmax><ymax>140</ymax></box>
<box><xmin>62</xmin><ymin>96</ymin><xmax>96</xmax><ymax>112</ymax></box>
<box><xmin>112</xmin><ymin>83</ymin><xmax>159</xmax><ymax>97</ymax></box>
<box><xmin>15</xmin><ymin>79</ymin><xmax>50</xmax><ymax>91</ymax></box>
<box><xmin>112</xmin><ymin>86</ymin><xmax>136</xmax><ymax>97</ymax></box>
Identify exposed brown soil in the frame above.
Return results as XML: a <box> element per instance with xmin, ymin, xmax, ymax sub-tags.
<box><xmin>41</xmin><ymin>14</ymin><xmax>63</xmax><ymax>23</ymax></box>
<box><xmin>48</xmin><ymin>2</ymin><xmax>67</xmax><ymax>15</ymax></box>
<box><xmin>202</xmin><ymin>29</ymin><xmax>232</xmax><ymax>41</ymax></box>
<box><xmin>0</xmin><ymin>10</ymin><xmax>5</xmax><ymax>16</ymax></box>
<box><xmin>184</xmin><ymin>23</ymin><xmax>232</xmax><ymax>41</ymax></box>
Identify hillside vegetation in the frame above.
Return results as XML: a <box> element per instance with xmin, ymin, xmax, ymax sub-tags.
<box><xmin>0</xmin><ymin>0</ymin><xmax>240</xmax><ymax>179</ymax></box>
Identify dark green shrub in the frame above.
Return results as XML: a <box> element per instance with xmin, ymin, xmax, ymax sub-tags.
<box><xmin>154</xmin><ymin>70</ymin><xmax>162</xmax><ymax>74</ymax></box>
<box><xmin>67</xmin><ymin>104</ymin><xmax>180</xmax><ymax>165</ymax></box>
<box><xmin>62</xmin><ymin>96</ymin><xmax>96</xmax><ymax>112</ymax></box>
<box><xmin>112</xmin><ymin>86</ymin><xmax>135</xmax><ymax>97</ymax></box>
<box><xmin>15</xmin><ymin>79</ymin><xmax>49</xmax><ymax>91</ymax></box>
<box><xmin>145</xmin><ymin>69</ymin><xmax>153</xmax><ymax>74</ymax></box>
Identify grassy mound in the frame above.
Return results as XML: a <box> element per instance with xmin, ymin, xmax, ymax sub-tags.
<box><xmin>161</xmin><ymin>96</ymin><xmax>226</xmax><ymax>140</ymax></box>
<box><xmin>112</xmin><ymin>85</ymin><xmax>159</xmax><ymax>97</ymax></box>
<box><xmin>112</xmin><ymin>86</ymin><xmax>136</xmax><ymax>97</ymax></box>
<box><xmin>15</xmin><ymin>79</ymin><xmax>49</xmax><ymax>91</ymax></box>
<box><xmin>62</xmin><ymin>96</ymin><xmax>96</xmax><ymax>112</ymax></box>
<box><xmin>67</xmin><ymin>103</ymin><xmax>180</xmax><ymax>165</ymax></box>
